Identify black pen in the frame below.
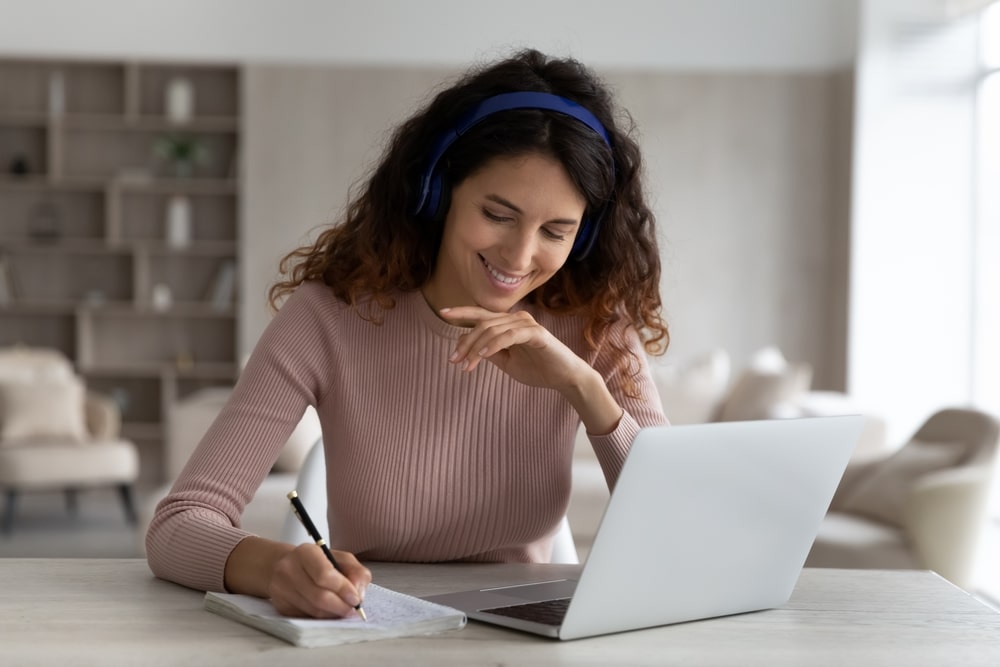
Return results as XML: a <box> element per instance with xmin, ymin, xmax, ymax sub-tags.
<box><xmin>287</xmin><ymin>490</ymin><xmax>368</xmax><ymax>621</ymax></box>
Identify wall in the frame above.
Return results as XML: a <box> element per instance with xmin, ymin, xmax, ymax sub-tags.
<box><xmin>0</xmin><ymin>0</ymin><xmax>858</xmax><ymax>389</ymax></box>
<box><xmin>243</xmin><ymin>64</ymin><xmax>853</xmax><ymax>387</ymax></box>
<box><xmin>0</xmin><ymin>0</ymin><xmax>856</xmax><ymax>70</ymax></box>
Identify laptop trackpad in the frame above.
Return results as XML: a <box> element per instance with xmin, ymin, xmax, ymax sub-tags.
<box><xmin>481</xmin><ymin>579</ymin><xmax>578</xmax><ymax>602</ymax></box>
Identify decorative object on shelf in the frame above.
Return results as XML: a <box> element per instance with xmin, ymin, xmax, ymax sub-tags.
<box><xmin>165</xmin><ymin>76</ymin><xmax>194</xmax><ymax>124</ymax></box>
<box><xmin>151</xmin><ymin>283</ymin><xmax>173</xmax><ymax>312</ymax></box>
<box><xmin>108</xmin><ymin>386</ymin><xmax>131</xmax><ymax>418</ymax></box>
<box><xmin>27</xmin><ymin>201</ymin><xmax>61</xmax><ymax>243</ymax></box>
<box><xmin>84</xmin><ymin>289</ymin><xmax>108</xmax><ymax>306</ymax></box>
<box><xmin>153</xmin><ymin>134</ymin><xmax>208</xmax><ymax>179</ymax></box>
<box><xmin>47</xmin><ymin>70</ymin><xmax>65</xmax><ymax>118</ymax></box>
<box><xmin>8</xmin><ymin>153</ymin><xmax>30</xmax><ymax>177</ymax></box>
<box><xmin>165</xmin><ymin>195</ymin><xmax>192</xmax><ymax>248</ymax></box>
<box><xmin>208</xmin><ymin>259</ymin><xmax>236</xmax><ymax>311</ymax></box>
<box><xmin>175</xmin><ymin>350</ymin><xmax>195</xmax><ymax>371</ymax></box>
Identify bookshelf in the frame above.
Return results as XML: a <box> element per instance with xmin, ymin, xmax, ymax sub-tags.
<box><xmin>0</xmin><ymin>58</ymin><xmax>242</xmax><ymax>483</ymax></box>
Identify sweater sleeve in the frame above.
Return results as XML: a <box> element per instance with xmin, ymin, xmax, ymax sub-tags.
<box><xmin>145</xmin><ymin>282</ymin><xmax>337</xmax><ymax>592</ymax></box>
<box><xmin>586</xmin><ymin>321</ymin><xmax>669</xmax><ymax>489</ymax></box>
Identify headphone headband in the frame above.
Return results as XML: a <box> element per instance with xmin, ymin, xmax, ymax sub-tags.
<box><xmin>413</xmin><ymin>92</ymin><xmax>613</xmax><ymax>259</ymax></box>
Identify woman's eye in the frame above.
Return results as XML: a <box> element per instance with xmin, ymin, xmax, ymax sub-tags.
<box><xmin>542</xmin><ymin>228</ymin><xmax>567</xmax><ymax>241</ymax></box>
<box><xmin>483</xmin><ymin>208</ymin><xmax>513</xmax><ymax>223</ymax></box>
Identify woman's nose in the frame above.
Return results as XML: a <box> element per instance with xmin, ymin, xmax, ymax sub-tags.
<box><xmin>498</xmin><ymin>230</ymin><xmax>535</xmax><ymax>271</ymax></box>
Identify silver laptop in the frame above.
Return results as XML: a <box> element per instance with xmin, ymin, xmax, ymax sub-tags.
<box><xmin>424</xmin><ymin>415</ymin><xmax>863</xmax><ymax>640</ymax></box>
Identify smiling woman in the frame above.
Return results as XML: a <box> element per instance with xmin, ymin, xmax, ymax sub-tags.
<box><xmin>146</xmin><ymin>48</ymin><xmax>669</xmax><ymax>621</ymax></box>
<box><xmin>425</xmin><ymin>153</ymin><xmax>586</xmax><ymax>314</ymax></box>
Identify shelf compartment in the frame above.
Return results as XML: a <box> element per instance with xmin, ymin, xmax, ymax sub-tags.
<box><xmin>137</xmin><ymin>64</ymin><xmax>239</xmax><ymax>119</ymax></box>
<box><xmin>120</xmin><ymin>190</ymin><xmax>237</xmax><ymax>243</ymax></box>
<box><xmin>0</xmin><ymin>60</ymin><xmax>125</xmax><ymax>116</ymax></box>
<box><xmin>84</xmin><ymin>374</ymin><xmax>162</xmax><ymax>424</ymax></box>
<box><xmin>0</xmin><ymin>188</ymin><xmax>105</xmax><ymax>241</ymax></box>
<box><xmin>139</xmin><ymin>253</ymin><xmax>237</xmax><ymax>305</ymax></box>
<box><xmin>62</xmin><ymin>128</ymin><xmax>237</xmax><ymax>180</ymax></box>
<box><xmin>82</xmin><ymin>312</ymin><xmax>236</xmax><ymax>368</ymax></box>
<box><xmin>0</xmin><ymin>125</ymin><xmax>47</xmax><ymax>177</ymax></box>
<box><xmin>3</xmin><ymin>248</ymin><xmax>131</xmax><ymax>303</ymax></box>
<box><xmin>0</xmin><ymin>310</ymin><xmax>75</xmax><ymax>356</ymax></box>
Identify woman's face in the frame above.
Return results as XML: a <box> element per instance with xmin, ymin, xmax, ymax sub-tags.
<box><xmin>423</xmin><ymin>152</ymin><xmax>587</xmax><ymax>313</ymax></box>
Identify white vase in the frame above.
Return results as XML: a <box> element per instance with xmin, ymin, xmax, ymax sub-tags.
<box><xmin>48</xmin><ymin>71</ymin><xmax>65</xmax><ymax>117</ymax></box>
<box><xmin>165</xmin><ymin>77</ymin><xmax>194</xmax><ymax>124</ymax></box>
<box><xmin>166</xmin><ymin>195</ymin><xmax>192</xmax><ymax>248</ymax></box>
<box><xmin>151</xmin><ymin>283</ymin><xmax>173</xmax><ymax>312</ymax></box>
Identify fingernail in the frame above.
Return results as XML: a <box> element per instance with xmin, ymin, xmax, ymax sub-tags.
<box><xmin>477</xmin><ymin>347</ymin><xmax>488</xmax><ymax>357</ymax></box>
<box><xmin>358</xmin><ymin>582</ymin><xmax>368</xmax><ymax>600</ymax></box>
<box><xmin>449</xmin><ymin>350</ymin><xmax>459</xmax><ymax>362</ymax></box>
<box><xmin>345</xmin><ymin>592</ymin><xmax>361</xmax><ymax>607</ymax></box>
<box><xmin>440</xmin><ymin>307</ymin><xmax>451</xmax><ymax>314</ymax></box>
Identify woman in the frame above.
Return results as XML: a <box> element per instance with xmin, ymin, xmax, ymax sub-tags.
<box><xmin>146</xmin><ymin>49</ymin><xmax>669</xmax><ymax>619</ymax></box>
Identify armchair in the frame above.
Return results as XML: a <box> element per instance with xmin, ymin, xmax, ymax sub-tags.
<box><xmin>806</xmin><ymin>407</ymin><xmax>999</xmax><ymax>588</ymax></box>
<box><xmin>0</xmin><ymin>347</ymin><xmax>139</xmax><ymax>533</ymax></box>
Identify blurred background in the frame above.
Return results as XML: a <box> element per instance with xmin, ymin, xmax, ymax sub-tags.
<box><xmin>0</xmin><ymin>0</ymin><xmax>997</xmax><ymax>600</ymax></box>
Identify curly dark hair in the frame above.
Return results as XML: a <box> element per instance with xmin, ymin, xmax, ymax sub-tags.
<box><xmin>270</xmin><ymin>49</ymin><xmax>668</xmax><ymax>388</ymax></box>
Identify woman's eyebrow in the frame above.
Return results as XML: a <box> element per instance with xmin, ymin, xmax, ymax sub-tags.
<box><xmin>485</xmin><ymin>193</ymin><xmax>523</xmax><ymax>213</ymax></box>
<box><xmin>484</xmin><ymin>194</ymin><xmax>580</xmax><ymax>227</ymax></box>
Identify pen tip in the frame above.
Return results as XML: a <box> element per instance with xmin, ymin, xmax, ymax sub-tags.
<box><xmin>357</xmin><ymin>606</ymin><xmax>368</xmax><ymax>622</ymax></box>
<box><xmin>287</xmin><ymin>490</ymin><xmax>298</xmax><ymax>499</ymax></box>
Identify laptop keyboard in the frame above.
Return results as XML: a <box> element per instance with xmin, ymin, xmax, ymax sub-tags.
<box><xmin>480</xmin><ymin>597</ymin><xmax>572</xmax><ymax>626</ymax></box>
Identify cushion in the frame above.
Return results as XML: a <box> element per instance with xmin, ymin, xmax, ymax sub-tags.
<box><xmin>837</xmin><ymin>439</ymin><xmax>966</xmax><ymax>527</ymax></box>
<box><xmin>716</xmin><ymin>362</ymin><xmax>812</xmax><ymax>422</ymax></box>
<box><xmin>649</xmin><ymin>349</ymin><xmax>731</xmax><ymax>424</ymax></box>
<box><xmin>0</xmin><ymin>377</ymin><xmax>88</xmax><ymax>444</ymax></box>
<box><xmin>0</xmin><ymin>347</ymin><xmax>74</xmax><ymax>384</ymax></box>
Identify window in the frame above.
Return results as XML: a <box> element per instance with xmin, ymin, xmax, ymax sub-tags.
<box><xmin>974</xmin><ymin>3</ymin><xmax>1000</xmax><ymax>419</ymax></box>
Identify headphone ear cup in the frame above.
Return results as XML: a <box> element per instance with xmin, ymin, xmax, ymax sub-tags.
<box><xmin>434</xmin><ymin>181</ymin><xmax>452</xmax><ymax>222</ymax></box>
<box><xmin>570</xmin><ymin>217</ymin><xmax>594</xmax><ymax>259</ymax></box>
<box><xmin>418</xmin><ymin>168</ymin><xmax>451</xmax><ymax>221</ymax></box>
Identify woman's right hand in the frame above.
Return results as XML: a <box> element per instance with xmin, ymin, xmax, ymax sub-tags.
<box><xmin>267</xmin><ymin>543</ymin><xmax>372</xmax><ymax>619</ymax></box>
<box><xmin>224</xmin><ymin>536</ymin><xmax>371</xmax><ymax>619</ymax></box>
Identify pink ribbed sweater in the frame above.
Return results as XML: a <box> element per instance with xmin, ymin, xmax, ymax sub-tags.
<box><xmin>146</xmin><ymin>281</ymin><xmax>667</xmax><ymax>592</ymax></box>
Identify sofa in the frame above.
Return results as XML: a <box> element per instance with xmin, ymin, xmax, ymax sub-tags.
<box><xmin>566</xmin><ymin>346</ymin><xmax>889</xmax><ymax>556</ymax></box>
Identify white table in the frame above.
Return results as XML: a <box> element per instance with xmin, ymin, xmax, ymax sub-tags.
<box><xmin>2</xmin><ymin>559</ymin><xmax>999</xmax><ymax>666</ymax></box>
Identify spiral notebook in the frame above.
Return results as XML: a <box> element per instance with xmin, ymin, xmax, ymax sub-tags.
<box><xmin>204</xmin><ymin>584</ymin><xmax>466</xmax><ymax>648</ymax></box>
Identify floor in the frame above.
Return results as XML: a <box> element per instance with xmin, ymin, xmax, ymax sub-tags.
<box><xmin>1</xmin><ymin>487</ymin><xmax>998</xmax><ymax>611</ymax></box>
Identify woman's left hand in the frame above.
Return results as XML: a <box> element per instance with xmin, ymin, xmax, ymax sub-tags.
<box><xmin>439</xmin><ymin>306</ymin><xmax>589</xmax><ymax>392</ymax></box>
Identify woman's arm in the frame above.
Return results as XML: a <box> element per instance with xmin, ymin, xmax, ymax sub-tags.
<box><xmin>146</xmin><ymin>282</ymin><xmax>339</xmax><ymax>593</ymax></box>
<box><xmin>438</xmin><ymin>306</ymin><xmax>667</xmax><ymax>486</ymax></box>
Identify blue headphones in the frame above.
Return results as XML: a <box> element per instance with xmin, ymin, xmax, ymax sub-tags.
<box><xmin>412</xmin><ymin>91</ymin><xmax>613</xmax><ymax>260</ymax></box>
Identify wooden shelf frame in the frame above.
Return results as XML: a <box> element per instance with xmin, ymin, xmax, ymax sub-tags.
<box><xmin>0</xmin><ymin>56</ymin><xmax>243</xmax><ymax>484</ymax></box>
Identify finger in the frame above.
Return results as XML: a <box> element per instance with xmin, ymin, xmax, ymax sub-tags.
<box><xmin>270</xmin><ymin>547</ymin><xmax>360</xmax><ymax>619</ymax></box>
<box><xmin>330</xmin><ymin>549</ymin><xmax>373</xmax><ymax>601</ymax></box>
<box><xmin>273</xmin><ymin>581</ymin><xmax>356</xmax><ymax>619</ymax></box>
<box><xmin>438</xmin><ymin>306</ymin><xmax>497</xmax><ymax>325</ymax></box>
<box><xmin>302</xmin><ymin>544</ymin><xmax>371</xmax><ymax>615</ymax></box>
<box><xmin>463</xmin><ymin>321</ymin><xmax>540</xmax><ymax>372</ymax></box>
<box><xmin>453</xmin><ymin>316</ymin><xmax>536</xmax><ymax>371</ymax></box>
<box><xmin>301</xmin><ymin>550</ymin><xmax>364</xmax><ymax>608</ymax></box>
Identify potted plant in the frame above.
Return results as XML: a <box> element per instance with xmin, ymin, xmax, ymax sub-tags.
<box><xmin>153</xmin><ymin>134</ymin><xmax>209</xmax><ymax>178</ymax></box>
